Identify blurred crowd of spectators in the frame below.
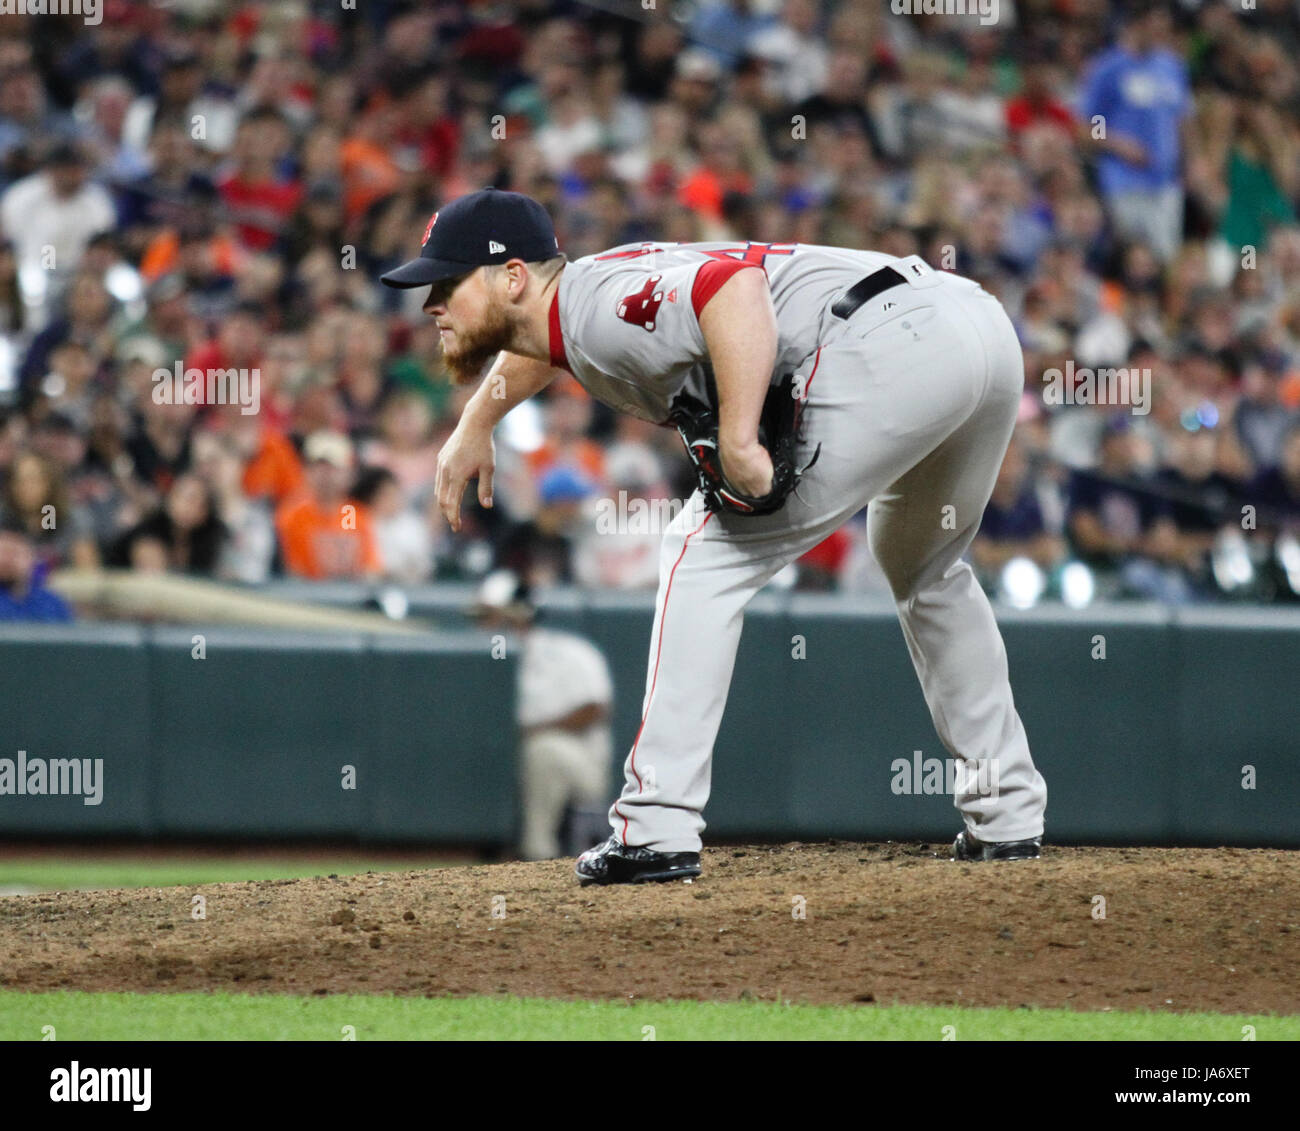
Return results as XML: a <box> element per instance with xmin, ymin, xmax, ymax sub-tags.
<box><xmin>2</xmin><ymin>0</ymin><xmax>1300</xmax><ymax>621</ymax></box>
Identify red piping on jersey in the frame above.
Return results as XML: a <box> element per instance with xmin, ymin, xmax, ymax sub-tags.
<box><xmin>614</xmin><ymin>508</ymin><xmax>714</xmax><ymax>845</ymax></box>
<box><xmin>548</xmin><ymin>290</ymin><xmax>571</xmax><ymax>372</ymax></box>
<box><xmin>801</xmin><ymin>346</ymin><xmax>824</xmax><ymax>400</ymax></box>
<box><xmin>690</xmin><ymin>260</ymin><xmax>764</xmax><ymax>318</ymax></box>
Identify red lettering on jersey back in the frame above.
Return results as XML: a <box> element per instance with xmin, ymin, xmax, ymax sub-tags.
<box><xmin>617</xmin><ymin>274</ymin><xmax>666</xmax><ymax>331</ymax></box>
<box><xmin>702</xmin><ymin>242</ymin><xmax>797</xmax><ymax>269</ymax></box>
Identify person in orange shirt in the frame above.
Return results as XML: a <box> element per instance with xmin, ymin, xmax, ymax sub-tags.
<box><xmin>274</xmin><ymin>431</ymin><xmax>381</xmax><ymax>580</ymax></box>
<box><xmin>340</xmin><ymin>101</ymin><xmax>403</xmax><ymax>224</ymax></box>
<box><xmin>243</xmin><ymin>424</ymin><xmax>305</xmax><ymax>504</ymax></box>
<box><xmin>201</xmin><ymin>402</ymin><xmax>305</xmax><ymax>506</ymax></box>
<box><xmin>523</xmin><ymin>381</ymin><xmax>607</xmax><ymax>483</ymax></box>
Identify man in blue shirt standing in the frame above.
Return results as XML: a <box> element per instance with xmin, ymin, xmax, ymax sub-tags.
<box><xmin>1081</xmin><ymin>2</ymin><xmax>1192</xmax><ymax>264</ymax></box>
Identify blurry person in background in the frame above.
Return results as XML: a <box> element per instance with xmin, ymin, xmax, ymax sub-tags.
<box><xmin>336</xmin><ymin>311</ymin><xmax>394</xmax><ymax>441</ymax></box>
<box><xmin>282</xmin><ymin>178</ymin><xmax>347</xmax><ymax>271</ymax></box>
<box><xmin>124</xmin><ymin>391</ymin><xmax>195</xmax><ymax>498</ymax></box>
<box><xmin>360</xmin><ymin>390</ymin><xmax>441</xmax><ymax>507</ymax></box>
<box><xmin>1080</xmin><ymin>1</ymin><xmax>1191</xmax><ymax>265</ymax></box>
<box><xmin>122</xmin><ymin>49</ymin><xmax>240</xmax><ymax>158</ymax></box>
<box><xmin>1066</xmin><ymin>415</ymin><xmax>1192</xmax><ymax>602</ymax></box>
<box><xmin>32</xmin><ymin>341</ymin><xmax>99</xmax><ymax>431</ymax></box>
<box><xmin>274</xmin><ymin>430</ymin><xmax>381</xmax><ymax>580</ymax></box>
<box><xmin>525</xmin><ymin>381</ymin><xmax>606</xmax><ymax>482</ymax></box>
<box><xmin>0</xmin><ymin>63</ymin><xmax>75</xmax><ymax>190</ymax></box>
<box><xmin>205</xmin><ymin>397</ymin><xmax>305</xmax><ymax>511</ymax></box>
<box><xmin>471</xmin><ymin>569</ymin><xmax>612</xmax><ymax>862</ymax></box>
<box><xmin>216</xmin><ymin>107</ymin><xmax>303</xmax><ymax>254</ymax></box>
<box><xmin>351</xmin><ymin>465</ymin><xmax>433</xmax><ymax>584</ymax></box>
<box><xmin>0</xmin><ymin>141</ymin><xmax>116</xmax><ymax>326</ymax></box>
<box><xmin>191</xmin><ymin>429</ymin><xmax>275</xmax><ymax>584</ymax></box>
<box><xmin>1154</xmin><ymin>425</ymin><xmax>1242</xmax><ymax>577</ymax></box>
<box><xmin>574</xmin><ymin>443</ymin><xmax>672</xmax><ymax>590</ymax></box>
<box><xmin>77</xmin><ymin>74</ymin><xmax>149</xmax><ymax>185</ymax></box>
<box><xmin>19</xmin><ymin>271</ymin><xmax>116</xmax><ymax>400</ymax></box>
<box><xmin>72</xmin><ymin>395</ymin><xmax>147</xmax><ymax>556</ymax></box>
<box><xmin>184</xmin><ymin>301</ymin><xmax>267</xmax><ymax>410</ymax></box>
<box><xmin>1005</xmin><ymin>48</ymin><xmax>1076</xmax><ymax>148</ymax></box>
<box><xmin>115</xmin><ymin>272</ymin><xmax>195</xmax><ymax>371</ymax></box>
<box><xmin>0</xmin><ymin>449</ymin><xmax>97</xmax><ymax>569</ymax></box>
<box><xmin>116</xmin><ymin>117</ymin><xmax>216</xmax><ymax>261</ymax></box>
<box><xmin>0</xmin><ymin>517</ymin><xmax>72</xmax><ymax>622</ymax></box>
<box><xmin>1247</xmin><ymin>421</ymin><xmax>1300</xmax><ymax>534</ymax></box>
<box><xmin>107</xmin><ymin>471</ymin><xmax>227</xmax><ymax>576</ymax></box>
<box><xmin>381</xmin><ymin>317</ymin><xmax>454</xmax><ymax>421</ymax></box>
<box><xmin>970</xmin><ymin>431</ymin><xmax>1067</xmax><ymax>587</ymax></box>
<box><xmin>1229</xmin><ymin>351</ymin><xmax>1299</xmax><ymax>477</ymax></box>
<box><xmin>495</xmin><ymin>464</ymin><xmax>595</xmax><ymax>588</ymax></box>
<box><xmin>29</xmin><ymin>413</ymin><xmax>105</xmax><ymax>554</ymax></box>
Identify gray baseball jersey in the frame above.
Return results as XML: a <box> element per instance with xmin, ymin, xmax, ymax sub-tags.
<box><xmin>546</xmin><ymin>241</ymin><xmax>905</xmax><ymax>420</ymax></box>
<box><xmin>546</xmin><ymin>239</ymin><xmax>1047</xmax><ymax>860</ymax></box>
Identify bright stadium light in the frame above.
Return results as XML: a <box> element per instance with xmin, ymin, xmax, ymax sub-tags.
<box><xmin>1275</xmin><ymin>532</ymin><xmax>1300</xmax><ymax>596</ymax></box>
<box><xmin>1060</xmin><ymin>561</ymin><xmax>1096</xmax><ymax>608</ymax></box>
<box><xmin>499</xmin><ymin>399</ymin><xmax>545</xmax><ymax>452</ymax></box>
<box><xmin>999</xmin><ymin>556</ymin><xmax>1045</xmax><ymax>609</ymax></box>
<box><xmin>1211</xmin><ymin>529</ymin><xmax>1254</xmax><ymax>593</ymax></box>
<box><xmin>104</xmin><ymin>262</ymin><xmax>143</xmax><ymax>305</ymax></box>
<box><xmin>377</xmin><ymin>587</ymin><xmax>410</xmax><ymax>621</ymax></box>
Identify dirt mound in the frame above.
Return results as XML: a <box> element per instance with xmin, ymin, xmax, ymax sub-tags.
<box><xmin>1</xmin><ymin>843</ymin><xmax>1295</xmax><ymax>1012</ymax></box>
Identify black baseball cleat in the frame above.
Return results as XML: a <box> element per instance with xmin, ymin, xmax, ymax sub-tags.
<box><xmin>952</xmin><ymin>830</ymin><xmax>1042</xmax><ymax>861</ymax></box>
<box><xmin>575</xmin><ymin>836</ymin><xmax>702</xmax><ymax>885</ymax></box>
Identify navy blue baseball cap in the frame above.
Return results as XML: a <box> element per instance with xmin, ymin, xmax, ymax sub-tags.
<box><xmin>380</xmin><ymin>187</ymin><xmax>561</xmax><ymax>289</ymax></box>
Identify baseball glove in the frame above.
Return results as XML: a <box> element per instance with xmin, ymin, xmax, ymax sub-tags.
<box><xmin>669</xmin><ymin>371</ymin><xmax>820</xmax><ymax>517</ymax></box>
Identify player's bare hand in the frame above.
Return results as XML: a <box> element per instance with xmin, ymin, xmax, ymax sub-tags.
<box><xmin>720</xmin><ymin>440</ymin><xmax>774</xmax><ymax>498</ymax></box>
<box><xmin>435</xmin><ymin>421</ymin><xmax>495</xmax><ymax>532</ymax></box>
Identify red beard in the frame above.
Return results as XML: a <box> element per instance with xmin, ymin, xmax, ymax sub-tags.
<box><xmin>440</xmin><ymin>298</ymin><xmax>515</xmax><ymax>387</ymax></box>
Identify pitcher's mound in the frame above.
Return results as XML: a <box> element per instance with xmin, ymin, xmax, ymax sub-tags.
<box><xmin>1</xmin><ymin>842</ymin><xmax>1295</xmax><ymax>1013</ymax></box>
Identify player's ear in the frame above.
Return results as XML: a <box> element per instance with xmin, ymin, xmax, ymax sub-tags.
<box><xmin>503</xmin><ymin>258</ymin><xmax>528</xmax><ymax>299</ymax></box>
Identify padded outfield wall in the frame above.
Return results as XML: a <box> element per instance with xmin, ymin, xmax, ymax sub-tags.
<box><xmin>0</xmin><ymin>593</ymin><xmax>1295</xmax><ymax>847</ymax></box>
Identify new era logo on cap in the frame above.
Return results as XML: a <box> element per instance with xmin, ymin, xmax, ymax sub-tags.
<box><xmin>380</xmin><ymin>188</ymin><xmax>561</xmax><ymax>289</ymax></box>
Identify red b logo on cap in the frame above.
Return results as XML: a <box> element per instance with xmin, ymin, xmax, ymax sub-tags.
<box><xmin>421</xmin><ymin>212</ymin><xmax>439</xmax><ymax>247</ymax></box>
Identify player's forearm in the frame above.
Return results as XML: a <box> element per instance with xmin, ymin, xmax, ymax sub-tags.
<box><xmin>461</xmin><ymin>351</ymin><xmax>559</xmax><ymax>432</ymax></box>
<box><xmin>699</xmin><ymin>268</ymin><xmax>779</xmax><ymax>449</ymax></box>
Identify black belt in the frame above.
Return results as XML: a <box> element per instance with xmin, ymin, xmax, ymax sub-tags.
<box><xmin>831</xmin><ymin>266</ymin><xmax>907</xmax><ymax>320</ymax></box>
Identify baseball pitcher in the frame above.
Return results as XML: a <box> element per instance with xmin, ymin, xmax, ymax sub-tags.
<box><xmin>382</xmin><ymin>188</ymin><xmax>1048</xmax><ymax>884</ymax></box>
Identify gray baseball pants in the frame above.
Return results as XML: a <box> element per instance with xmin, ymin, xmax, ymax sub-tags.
<box><xmin>609</xmin><ymin>263</ymin><xmax>1048</xmax><ymax>852</ymax></box>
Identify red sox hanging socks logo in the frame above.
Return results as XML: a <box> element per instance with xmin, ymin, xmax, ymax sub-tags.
<box><xmin>617</xmin><ymin>274</ymin><xmax>666</xmax><ymax>331</ymax></box>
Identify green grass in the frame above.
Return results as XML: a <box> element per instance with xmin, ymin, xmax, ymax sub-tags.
<box><xmin>0</xmin><ymin>991</ymin><xmax>1293</xmax><ymax>1041</ymax></box>
<box><xmin>0</xmin><ymin>857</ymin><xmax>451</xmax><ymax>894</ymax></box>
